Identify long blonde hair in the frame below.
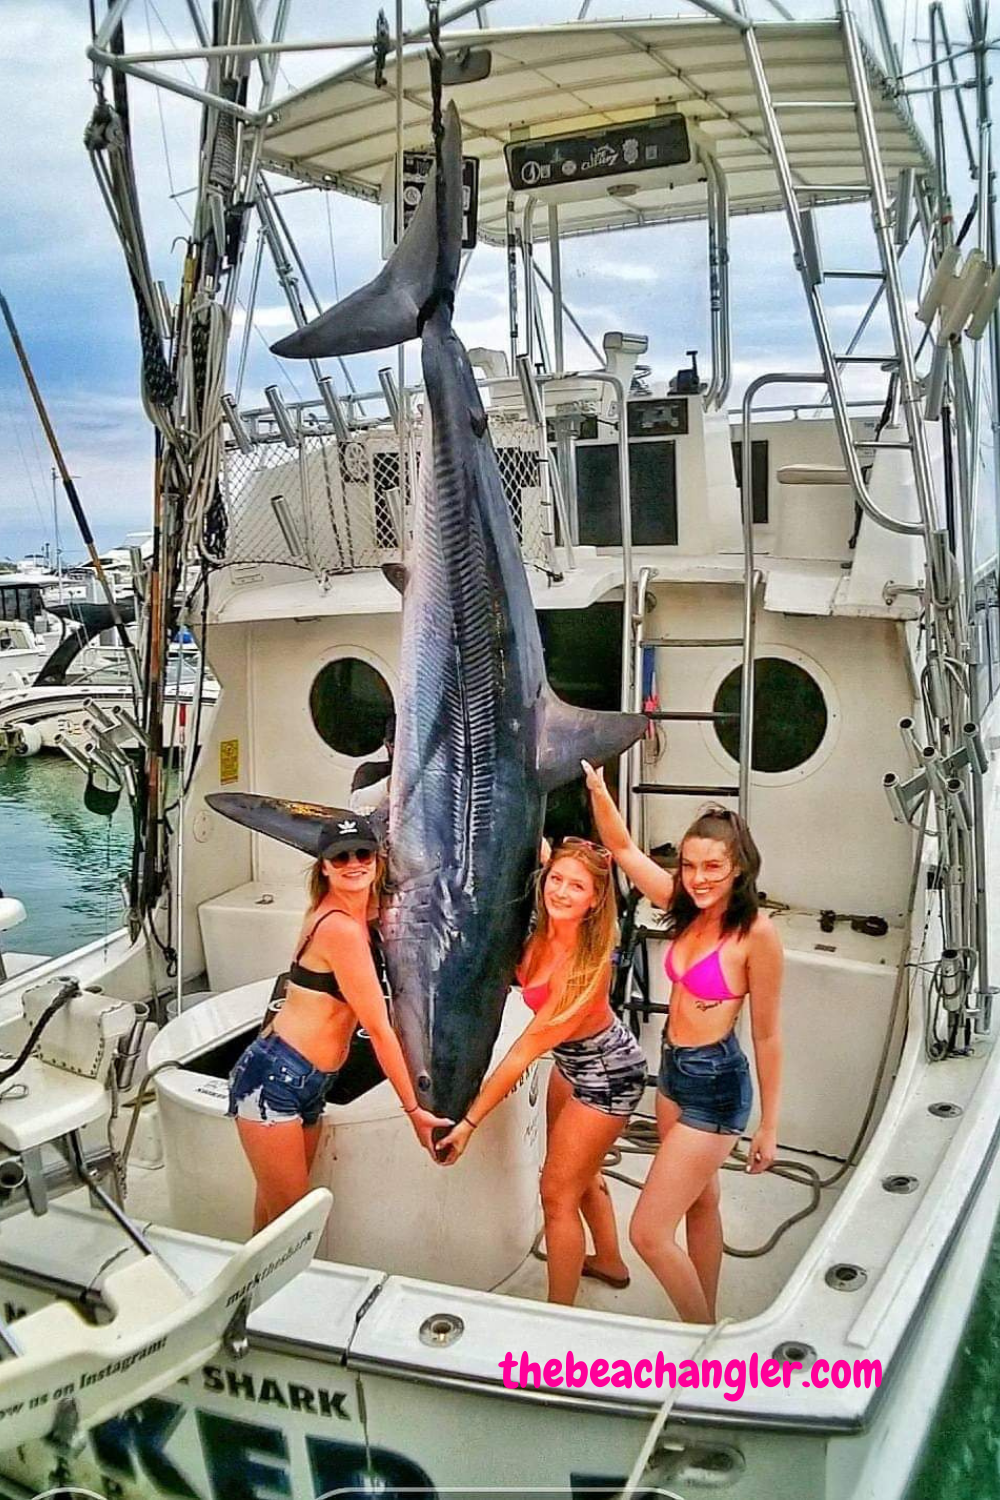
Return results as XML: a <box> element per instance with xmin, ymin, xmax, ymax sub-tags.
<box><xmin>307</xmin><ymin>853</ymin><xmax>386</xmax><ymax>912</ymax></box>
<box><xmin>529</xmin><ymin>845</ymin><xmax>618</xmax><ymax>1026</ymax></box>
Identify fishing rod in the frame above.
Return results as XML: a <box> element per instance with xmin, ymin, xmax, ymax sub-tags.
<box><xmin>0</xmin><ymin>289</ymin><xmax>142</xmax><ymax>700</ymax></box>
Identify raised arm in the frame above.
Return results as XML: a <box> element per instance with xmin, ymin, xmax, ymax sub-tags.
<box><xmin>313</xmin><ymin>917</ymin><xmax>450</xmax><ymax>1154</ymax></box>
<box><xmin>745</xmin><ymin>915</ymin><xmax>783</xmax><ymax>1174</ymax></box>
<box><xmin>581</xmin><ymin>760</ymin><xmax>675</xmax><ymax>908</ymax></box>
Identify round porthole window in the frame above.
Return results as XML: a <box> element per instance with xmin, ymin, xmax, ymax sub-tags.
<box><xmin>309</xmin><ymin>657</ymin><xmax>394</xmax><ymax>758</ymax></box>
<box><xmin>713</xmin><ymin>657</ymin><xmax>828</xmax><ymax>774</ymax></box>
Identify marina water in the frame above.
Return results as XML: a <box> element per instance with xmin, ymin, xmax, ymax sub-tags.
<box><xmin>0</xmin><ymin>754</ymin><xmax>993</xmax><ymax>1494</ymax></box>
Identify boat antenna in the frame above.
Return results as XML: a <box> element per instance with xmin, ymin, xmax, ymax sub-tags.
<box><xmin>0</xmin><ymin>290</ymin><xmax>142</xmax><ymax>700</ymax></box>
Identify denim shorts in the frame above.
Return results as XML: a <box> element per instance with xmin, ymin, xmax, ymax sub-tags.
<box><xmin>227</xmin><ymin>1033</ymin><xmax>338</xmax><ymax>1128</ymax></box>
<box><xmin>658</xmin><ymin>1031</ymin><xmax>752</xmax><ymax>1136</ymax></box>
<box><xmin>554</xmin><ymin>1020</ymin><xmax>647</xmax><ymax>1118</ymax></box>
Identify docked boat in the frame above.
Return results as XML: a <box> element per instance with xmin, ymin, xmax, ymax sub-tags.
<box><xmin>0</xmin><ymin>2</ymin><xmax>997</xmax><ymax>1497</ymax></box>
<box><xmin>0</xmin><ymin>573</ymin><xmax>62</xmax><ymax>689</ymax></box>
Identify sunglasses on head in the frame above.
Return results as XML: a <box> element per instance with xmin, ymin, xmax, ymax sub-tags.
<box><xmin>328</xmin><ymin>847</ymin><xmax>377</xmax><ymax>866</ymax></box>
<box><xmin>559</xmin><ymin>835</ymin><xmax>613</xmax><ymax>867</ymax></box>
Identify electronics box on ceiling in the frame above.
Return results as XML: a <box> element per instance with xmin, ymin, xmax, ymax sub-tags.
<box><xmin>503</xmin><ymin>113</ymin><xmax>707</xmax><ymax>205</ymax></box>
<box><xmin>380</xmin><ymin>152</ymin><xmax>480</xmax><ymax>259</ymax></box>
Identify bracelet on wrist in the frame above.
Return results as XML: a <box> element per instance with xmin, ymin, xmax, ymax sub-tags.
<box><xmin>463</xmin><ymin>1115</ymin><xmax>478</xmax><ymax>1130</ymax></box>
<box><xmin>404</xmin><ymin>1103</ymin><xmax>418</xmax><ymax>1115</ymax></box>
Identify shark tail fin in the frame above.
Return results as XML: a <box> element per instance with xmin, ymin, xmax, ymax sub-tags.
<box><xmin>271</xmin><ymin>104</ymin><xmax>464</xmax><ymax>361</ymax></box>
<box><xmin>537</xmin><ymin>689</ymin><xmax>648</xmax><ymax>794</ymax></box>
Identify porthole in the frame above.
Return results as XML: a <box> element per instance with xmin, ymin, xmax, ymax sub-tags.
<box><xmin>712</xmin><ymin>656</ymin><xmax>830</xmax><ymax>775</ymax></box>
<box><xmin>309</xmin><ymin>657</ymin><xmax>394</xmax><ymax>758</ymax></box>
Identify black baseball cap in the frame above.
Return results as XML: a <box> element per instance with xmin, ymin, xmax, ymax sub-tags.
<box><xmin>318</xmin><ymin>814</ymin><xmax>379</xmax><ymax>859</ymax></box>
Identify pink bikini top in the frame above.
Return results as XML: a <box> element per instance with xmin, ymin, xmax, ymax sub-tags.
<box><xmin>522</xmin><ymin>981</ymin><xmax>550</xmax><ymax>1014</ymax></box>
<box><xmin>665</xmin><ymin>935</ymin><xmax>743</xmax><ymax>1005</ymax></box>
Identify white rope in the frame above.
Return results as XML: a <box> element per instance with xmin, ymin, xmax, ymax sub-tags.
<box><xmin>616</xmin><ymin>1317</ymin><xmax>733</xmax><ymax>1500</ymax></box>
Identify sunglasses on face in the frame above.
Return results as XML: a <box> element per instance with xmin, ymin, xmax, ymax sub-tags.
<box><xmin>559</xmin><ymin>835</ymin><xmax>613</xmax><ymax>867</ymax></box>
<box><xmin>328</xmin><ymin>847</ymin><xmax>377</xmax><ymax>866</ymax></box>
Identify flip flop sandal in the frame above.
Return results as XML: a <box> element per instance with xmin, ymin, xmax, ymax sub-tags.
<box><xmin>581</xmin><ymin>1263</ymin><xmax>631</xmax><ymax>1290</ymax></box>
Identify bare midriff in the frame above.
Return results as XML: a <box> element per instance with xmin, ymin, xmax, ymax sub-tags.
<box><xmin>271</xmin><ymin>988</ymin><xmax>357</xmax><ymax>1073</ymax></box>
<box><xmin>666</xmin><ymin>986</ymin><xmax>744</xmax><ymax>1048</ymax></box>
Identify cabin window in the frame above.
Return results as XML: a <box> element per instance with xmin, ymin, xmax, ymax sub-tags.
<box><xmin>713</xmin><ymin>657</ymin><xmax>827</xmax><ymax>773</ymax></box>
<box><xmin>731</xmin><ymin>439</ymin><xmax>769</xmax><ymax>524</ymax></box>
<box><xmin>309</xmin><ymin>657</ymin><xmax>394</xmax><ymax>758</ymax></box>
<box><xmin>575</xmin><ymin>442</ymin><xmax>678</xmax><ymax>546</ymax></box>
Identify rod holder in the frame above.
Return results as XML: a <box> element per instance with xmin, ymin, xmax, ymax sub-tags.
<box><xmin>939</xmin><ymin>250</ymin><xmax>991</xmax><ymax>339</ymax></box>
<box><xmin>925</xmin><ymin>655</ymin><xmax>952</xmax><ymax>720</ymax></box>
<box><xmin>917</xmin><ymin>245</ymin><xmax>961</xmax><ymax>325</ymax></box>
<box><xmin>923</xmin><ymin>342</ymin><xmax>949</xmax><ymax>422</ymax></box>
<box><xmin>898</xmin><ymin>716</ymin><xmax>924</xmax><ymax>769</ymax></box>
<box><xmin>265</xmin><ymin>386</ymin><xmax>300</xmax><ymax>448</ymax></box>
<box><xmin>270</xmin><ymin>495</ymin><xmax>305</xmax><ymax>561</ymax></box>
<box><xmin>945</xmin><ymin>776</ymin><xmax>973</xmax><ymax>833</ymax></box>
<box><xmin>938</xmin><ymin>948</ymin><xmax>966</xmax><ymax>1010</ymax></box>
<box><xmin>893</xmin><ymin>169</ymin><xmax>913</xmax><ymax>251</ymax></box>
<box><xmin>883</xmin><ymin>771</ymin><xmax>925</xmax><ymax>826</ymax></box>
<box><xmin>317</xmin><ymin>376</ymin><xmax>351</xmax><ymax>444</ymax></box>
<box><xmin>83</xmin><ymin>743</ymin><xmax>122</xmax><ymax>786</ymax></box>
<box><xmin>221</xmin><ymin>393</ymin><xmax>254</xmax><ymax>454</ymax></box>
<box><xmin>516</xmin><ymin>353</ymin><xmax>544</xmax><ymax>427</ymax></box>
<box><xmin>963</xmin><ymin>721</ymin><xmax>990</xmax><ymax>775</ymax></box>
<box><xmin>378</xmin><ymin>368</ymin><xmax>401</xmax><ymax>431</ymax></box>
<box><xmin>967</xmin><ymin>265</ymin><xmax>1000</xmax><ymax>340</ymax></box>
<box><xmin>83</xmin><ymin>699</ymin><xmax>119</xmax><ymax>735</ymax></box>
<box><xmin>112</xmin><ymin>705</ymin><xmax>151</xmax><ymax>750</ymax></box>
<box><xmin>53</xmin><ymin>734</ymin><xmax>93</xmax><ymax>776</ymax></box>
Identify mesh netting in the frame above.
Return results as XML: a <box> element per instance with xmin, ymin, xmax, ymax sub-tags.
<box><xmin>211</xmin><ymin>414</ymin><xmax>551</xmax><ymax>574</ymax></box>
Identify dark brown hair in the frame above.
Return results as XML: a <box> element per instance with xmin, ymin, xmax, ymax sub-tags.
<box><xmin>664</xmin><ymin>806</ymin><xmax>761</xmax><ymax>938</ymax></box>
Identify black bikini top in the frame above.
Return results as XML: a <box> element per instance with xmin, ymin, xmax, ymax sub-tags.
<box><xmin>287</xmin><ymin>911</ymin><xmax>387</xmax><ymax>1003</ymax></box>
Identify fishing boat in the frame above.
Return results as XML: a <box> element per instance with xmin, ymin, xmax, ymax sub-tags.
<box><xmin>0</xmin><ymin>1</ymin><xmax>996</xmax><ymax>1496</ymax></box>
<box><xmin>0</xmin><ymin>574</ymin><xmax>62</xmax><ymax>689</ymax></box>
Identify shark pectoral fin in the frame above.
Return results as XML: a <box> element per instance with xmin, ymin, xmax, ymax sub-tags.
<box><xmin>206</xmin><ymin>792</ymin><xmax>366</xmax><ymax>857</ymax></box>
<box><xmin>381</xmin><ymin>563</ymin><xmax>408</xmax><ymax>595</ymax></box>
<box><xmin>270</xmin><ymin>104</ymin><xmax>464</xmax><ymax>361</ymax></box>
<box><xmin>537</xmin><ymin>691</ymin><xmax>648</xmax><ymax>794</ymax></box>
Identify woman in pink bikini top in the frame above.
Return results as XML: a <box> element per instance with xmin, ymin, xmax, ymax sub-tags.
<box><xmin>583</xmin><ymin>761</ymin><xmax>784</xmax><ymax>1324</ymax></box>
<box><xmin>439</xmin><ymin>839</ymin><xmax>647</xmax><ymax>1305</ymax></box>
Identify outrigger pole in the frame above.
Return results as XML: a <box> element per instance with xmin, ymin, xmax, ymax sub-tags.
<box><xmin>0</xmin><ymin>289</ymin><xmax>142</xmax><ymax>700</ymax></box>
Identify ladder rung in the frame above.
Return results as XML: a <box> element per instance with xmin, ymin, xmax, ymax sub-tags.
<box><xmin>856</xmin><ymin>439</ymin><xmax>913</xmax><ymax>450</ymax></box>
<box><xmin>824</xmin><ymin>270</ymin><xmax>885</xmax><ymax>280</ymax></box>
<box><xmin>773</xmin><ymin>100</ymin><xmax>856</xmax><ymax>109</ymax></box>
<box><xmin>642</xmin><ymin>637</ymin><xmax>744</xmax><ymax>649</ymax></box>
<box><xmin>833</xmin><ymin>354</ymin><xmax>899</xmax><ymax>365</ymax></box>
<box><xmin>777</xmin><ymin>464</ymin><xmax>849</xmax><ymax>485</ymax></box>
<box><xmin>646</xmin><ymin>710</ymin><xmax>739</xmax><ymax>722</ymax></box>
<box><xmin>634</xmin><ymin>783</ymin><xmax>739</xmax><ymax>797</ymax></box>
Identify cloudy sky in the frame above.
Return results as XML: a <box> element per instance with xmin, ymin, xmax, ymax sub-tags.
<box><xmin>0</xmin><ymin>0</ymin><xmax>974</xmax><ymax>566</ymax></box>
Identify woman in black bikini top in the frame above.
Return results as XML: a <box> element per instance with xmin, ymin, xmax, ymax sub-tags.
<box><xmin>227</xmin><ymin>814</ymin><xmax>448</xmax><ymax>1231</ymax></box>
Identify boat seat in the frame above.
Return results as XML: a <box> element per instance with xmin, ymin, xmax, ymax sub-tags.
<box><xmin>0</xmin><ymin>899</ymin><xmax>26</xmax><ymax>936</ymax></box>
<box><xmin>0</xmin><ymin>983</ymin><xmax>136</xmax><ymax>1207</ymax></box>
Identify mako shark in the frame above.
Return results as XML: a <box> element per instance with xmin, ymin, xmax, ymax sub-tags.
<box><xmin>213</xmin><ymin>105</ymin><xmax>646</xmax><ymax>1121</ymax></box>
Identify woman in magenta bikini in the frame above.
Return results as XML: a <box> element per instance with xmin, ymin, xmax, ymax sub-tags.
<box><xmin>583</xmin><ymin>762</ymin><xmax>783</xmax><ymax>1323</ymax></box>
<box><xmin>439</xmin><ymin>839</ymin><xmax>646</xmax><ymax>1304</ymax></box>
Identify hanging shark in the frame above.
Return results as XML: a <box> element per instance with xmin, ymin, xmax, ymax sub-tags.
<box><xmin>214</xmin><ymin>105</ymin><xmax>646</xmax><ymax>1122</ymax></box>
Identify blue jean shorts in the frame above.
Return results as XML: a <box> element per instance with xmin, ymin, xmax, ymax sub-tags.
<box><xmin>227</xmin><ymin>1033</ymin><xmax>338</xmax><ymax>1128</ymax></box>
<box><xmin>658</xmin><ymin>1031</ymin><xmax>752</xmax><ymax>1136</ymax></box>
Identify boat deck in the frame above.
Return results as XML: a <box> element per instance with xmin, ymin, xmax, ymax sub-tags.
<box><xmin>119</xmin><ymin>1124</ymin><xmax>846</xmax><ymax>1324</ymax></box>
